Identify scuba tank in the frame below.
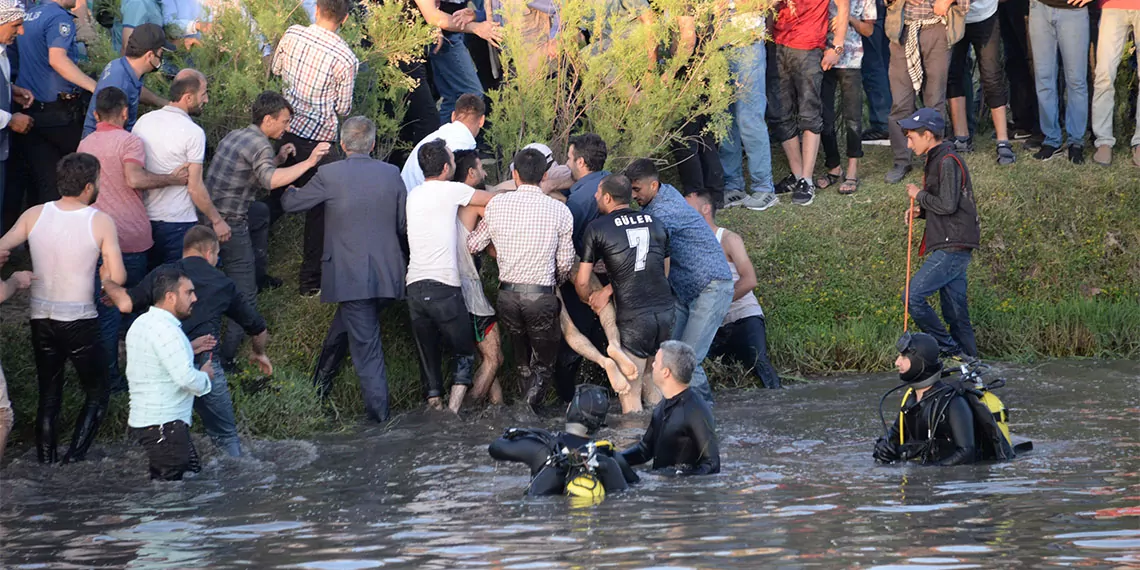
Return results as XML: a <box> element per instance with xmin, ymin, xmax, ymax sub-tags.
<box><xmin>564</xmin><ymin>441</ymin><xmax>612</xmax><ymax>505</ymax></box>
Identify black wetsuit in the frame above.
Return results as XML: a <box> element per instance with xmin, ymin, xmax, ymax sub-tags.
<box><xmin>880</xmin><ymin>381</ymin><xmax>978</xmax><ymax>466</ymax></box>
<box><xmin>580</xmin><ymin>207</ymin><xmax>674</xmax><ymax>358</ymax></box>
<box><xmin>489</xmin><ymin>429</ymin><xmax>640</xmax><ymax>496</ymax></box>
<box><xmin>621</xmin><ymin>389</ymin><xmax>721</xmax><ymax>475</ymax></box>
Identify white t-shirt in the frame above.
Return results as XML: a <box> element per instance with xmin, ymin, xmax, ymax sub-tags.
<box><xmin>132</xmin><ymin>106</ymin><xmax>207</xmax><ymax>223</ymax></box>
<box><xmin>406</xmin><ymin>180</ymin><xmax>476</xmax><ymax>287</ymax></box>
<box><xmin>401</xmin><ymin>121</ymin><xmax>477</xmax><ymax>192</ymax></box>
<box><xmin>966</xmin><ymin>0</ymin><xmax>997</xmax><ymax>23</ymax></box>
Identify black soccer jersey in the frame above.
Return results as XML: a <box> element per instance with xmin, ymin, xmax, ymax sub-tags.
<box><xmin>580</xmin><ymin>207</ymin><xmax>673</xmax><ymax>314</ymax></box>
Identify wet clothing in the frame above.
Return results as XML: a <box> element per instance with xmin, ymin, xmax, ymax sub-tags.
<box><xmin>875</xmin><ymin>381</ymin><xmax>978</xmax><ymax>466</ymax></box>
<box><xmin>489</xmin><ymin>428</ymin><xmax>639</xmax><ymax>495</ymax></box>
<box><xmin>622</xmin><ymin>388</ymin><xmax>721</xmax><ymax>475</ymax></box>
<box><xmin>30</xmin><ymin>317</ymin><xmax>107</xmax><ymax>464</ymax></box>
<box><xmin>407</xmin><ymin>279</ymin><xmax>476</xmax><ymax>399</ymax></box>
<box><xmin>131</xmin><ymin>419</ymin><xmax>201</xmax><ymax>481</ymax></box>
<box><xmin>616</xmin><ymin>309</ymin><xmax>674</xmax><ymax>359</ymax></box>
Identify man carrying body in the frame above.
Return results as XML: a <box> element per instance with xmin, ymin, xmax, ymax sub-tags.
<box><xmin>281</xmin><ymin>117</ymin><xmax>405</xmax><ymax>423</ymax></box>
<box><xmin>576</xmin><ymin>174</ymin><xmax>673</xmax><ymax>413</ymax></box>
<box><xmin>0</xmin><ymin>152</ymin><xmax>126</xmax><ymax>464</ymax></box>
<box><xmin>132</xmin><ymin>69</ymin><xmax>230</xmax><ymax>266</ymax></box>
<box><xmin>81</xmin><ymin>22</ymin><xmax>171</xmax><ymax>137</ymax></box>
<box><xmin>124</xmin><ymin>266</ymin><xmax>213</xmax><ymax>480</ymax></box>
<box><xmin>625</xmin><ymin>158</ymin><xmax>732</xmax><ymax>404</ymax></box>
<box><xmin>467</xmin><ymin>147</ymin><xmax>573</xmax><ymax>411</ymax></box>
<box><xmin>621</xmin><ymin>341</ymin><xmax>720</xmax><ymax>475</ymax></box>
<box><xmin>104</xmin><ymin>226</ymin><xmax>272</xmax><ymax>457</ymax></box>
<box><xmin>401</xmin><ymin>93</ymin><xmax>485</xmax><ymax>192</ymax></box>
<box><xmin>209</xmin><ymin>91</ymin><xmax>329</xmax><ymax>368</ymax></box>
<box><xmin>901</xmin><ymin>108</ymin><xmax>980</xmax><ymax>363</ymax></box>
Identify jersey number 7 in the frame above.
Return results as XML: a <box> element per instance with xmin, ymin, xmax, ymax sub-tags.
<box><xmin>626</xmin><ymin>228</ymin><xmax>649</xmax><ymax>272</ymax></box>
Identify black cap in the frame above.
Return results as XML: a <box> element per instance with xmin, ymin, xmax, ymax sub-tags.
<box><xmin>897</xmin><ymin>107</ymin><xmax>945</xmax><ymax>133</ymax></box>
<box><xmin>566</xmin><ymin>384</ymin><xmax>608</xmax><ymax>432</ymax></box>
<box><xmin>898</xmin><ymin>332</ymin><xmax>942</xmax><ymax>386</ymax></box>
<box><xmin>126</xmin><ymin>23</ymin><xmax>175</xmax><ymax>54</ymax></box>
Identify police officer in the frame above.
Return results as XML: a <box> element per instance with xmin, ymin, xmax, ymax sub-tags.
<box><xmin>4</xmin><ymin>0</ymin><xmax>95</xmax><ymax>232</ymax></box>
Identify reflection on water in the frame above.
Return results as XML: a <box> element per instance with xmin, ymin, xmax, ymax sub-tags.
<box><xmin>1</xmin><ymin>360</ymin><xmax>1137</xmax><ymax>568</ymax></box>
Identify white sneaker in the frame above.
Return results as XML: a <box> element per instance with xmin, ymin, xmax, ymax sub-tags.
<box><xmin>723</xmin><ymin>190</ymin><xmax>749</xmax><ymax>209</ymax></box>
<box><xmin>742</xmin><ymin>192</ymin><xmax>779</xmax><ymax>211</ymax></box>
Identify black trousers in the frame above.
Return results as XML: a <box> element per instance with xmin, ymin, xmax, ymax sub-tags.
<box><xmin>821</xmin><ymin>68</ymin><xmax>866</xmax><ymax>169</ymax></box>
<box><xmin>267</xmin><ymin>132</ymin><xmax>342</xmax><ymax>293</ymax></box>
<box><xmin>132</xmin><ymin>420</ymin><xmax>201</xmax><ymax>481</ymax></box>
<box><xmin>3</xmin><ymin>103</ymin><xmax>83</xmax><ymax>232</ymax></box>
<box><xmin>708</xmin><ymin>316</ymin><xmax>782</xmax><ymax>390</ymax></box>
<box><xmin>389</xmin><ymin>61</ymin><xmax>442</xmax><ymax>166</ymax></box>
<box><xmin>407</xmin><ymin>280</ymin><xmax>476</xmax><ymax>399</ymax></box>
<box><xmin>498</xmin><ymin>289</ymin><xmax>562</xmax><ymax>401</ymax></box>
<box><xmin>30</xmin><ymin>318</ymin><xmax>108</xmax><ymax>463</ymax></box>
<box><xmin>998</xmin><ymin>0</ymin><xmax>1040</xmax><ymax>133</ymax></box>
<box><xmin>672</xmin><ymin>114</ymin><xmax>725</xmax><ymax>207</ymax></box>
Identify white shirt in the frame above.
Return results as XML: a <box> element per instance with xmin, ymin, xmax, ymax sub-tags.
<box><xmin>406</xmin><ymin>180</ymin><xmax>476</xmax><ymax>287</ymax></box>
<box><xmin>400</xmin><ymin>121</ymin><xmax>477</xmax><ymax>192</ymax></box>
<box><xmin>126</xmin><ymin>306</ymin><xmax>212</xmax><ymax>428</ymax></box>
<box><xmin>966</xmin><ymin>0</ymin><xmax>997</xmax><ymax>23</ymax></box>
<box><xmin>132</xmin><ymin>106</ymin><xmax>207</xmax><ymax>223</ymax></box>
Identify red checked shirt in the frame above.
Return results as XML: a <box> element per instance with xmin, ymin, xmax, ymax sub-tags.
<box><xmin>271</xmin><ymin>24</ymin><xmax>358</xmax><ymax>142</ymax></box>
<box><xmin>467</xmin><ymin>185</ymin><xmax>575</xmax><ymax>287</ymax></box>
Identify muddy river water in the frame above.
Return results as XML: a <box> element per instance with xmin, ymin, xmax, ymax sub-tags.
<box><xmin>1</xmin><ymin>360</ymin><xmax>1137</xmax><ymax>569</ymax></box>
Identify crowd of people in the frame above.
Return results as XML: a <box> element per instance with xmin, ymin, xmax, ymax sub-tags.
<box><xmin>0</xmin><ymin>0</ymin><xmax>1128</xmax><ymax>481</ymax></box>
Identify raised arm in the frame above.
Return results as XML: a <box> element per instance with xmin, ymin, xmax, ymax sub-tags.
<box><xmin>280</xmin><ymin>167</ymin><xmax>332</xmax><ymax>213</ymax></box>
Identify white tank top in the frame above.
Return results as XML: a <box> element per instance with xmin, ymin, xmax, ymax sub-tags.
<box><xmin>28</xmin><ymin>202</ymin><xmax>100</xmax><ymax>321</ymax></box>
<box><xmin>716</xmin><ymin>227</ymin><xmax>764</xmax><ymax>325</ymax></box>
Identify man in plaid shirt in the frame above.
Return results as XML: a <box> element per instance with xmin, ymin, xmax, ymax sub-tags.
<box><xmin>269</xmin><ymin>0</ymin><xmax>357</xmax><ymax>296</ymax></box>
<box><xmin>467</xmin><ymin>148</ymin><xmax>574</xmax><ymax>411</ymax></box>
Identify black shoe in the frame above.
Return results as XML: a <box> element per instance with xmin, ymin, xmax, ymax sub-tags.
<box><xmin>258</xmin><ymin>274</ymin><xmax>283</xmax><ymax>293</ymax></box>
<box><xmin>861</xmin><ymin>129</ymin><xmax>889</xmax><ymax>141</ymax></box>
<box><xmin>1011</xmin><ymin>127</ymin><xmax>1034</xmax><ymax>140</ymax></box>
<box><xmin>1068</xmin><ymin>144</ymin><xmax>1085</xmax><ymax>164</ymax></box>
<box><xmin>774</xmin><ymin>174</ymin><xmax>797</xmax><ymax>194</ymax></box>
<box><xmin>299</xmin><ymin>287</ymin><xmax>321</xmax><ymax>298</ymax></box>
<box><xmin>791</xmin><ymin>179</ymin><xmax>815</xmax><ymax>206</ymax></box>
<box><xmin>1034</xmin><ymin>144</ymin><xmax>1064</xmax><ymax>161</ymax></box>
<box><xmin>953</xmin><ymin>136</ymin><xmax>975</xmax><ymax>153</ymax></box>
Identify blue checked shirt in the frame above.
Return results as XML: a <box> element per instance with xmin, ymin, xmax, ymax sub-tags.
<box><xmin>125</xmin><ymin>306</ymin><xmax>212</xmax><ymax>428</ymax></box>
<box><xmin>642</xmin><ymin>184</ymin><xmax>732</xmax><ymax>305</ymax></box>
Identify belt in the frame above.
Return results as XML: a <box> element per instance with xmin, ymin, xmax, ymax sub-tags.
<box><xmin>500</xmin><ymin>282</ymin><xmax>554</xmax><ymax>294</ymax></box>
<box><xmin>27</xmin><ymin>98</ymin><xmax>80</xmax><ymax>113</ymax></box>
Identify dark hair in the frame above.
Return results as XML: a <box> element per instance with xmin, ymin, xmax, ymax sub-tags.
<box><xmin>512</xmin><ymin>148</ymin><xmax>548</xmax><ymax>185</ymax></box>
<box><xmin>686</xmin><ymin>190</ymin><xmax>717</xmax><ymax>215</ymax></box>
<box><xmin>151</xmin><ymin>266</ymin><xmax>189</xmax><ymax>304</ymax></box>
<box><xmin>453</xmin><ymin>93</ymin><xmax>486</xmax><ymax>119</ymax></box>
<box><xmin>169</xmin><ymin>72</ymin><xmax>203</xmax><ymax>103</ymax></box>
<box><xmin>904</xmin><ymin>126</ymin><xmax>943</xmax><ymax>141</ymax></box>
<box><xmin>419</xmin><ymin>139</ymin><xmax>452</xmax><ymax>179</ymax></box>
<box><xmin>316</xmin><ymin>0</ymin><xmax>351</xmax><ymax>22</ymax></box>
<box><xmin>94</xmin><ymin>87</ymin><xmax>128</xmax><ymax>122</ymax></box>
<box><xmin>182</xmin><ymin>224</ymin><xmax>219</xmax><ymax>253</ymax></box>
<box><xmin>623</xmin><ymin>158</ymin><xmax>659</xmax><ymax>182</ymax></box>
<box><xmin>598</xmin><ymin>174</ymin><xmax>632</xmax><ymax>205</ymax></box>
<box><xmin>56</xmin><ymin>153</ymin><xmax>101</xmax><ymax>198</ymax></box>
<box><xmin>251</xmin><ymin>91</ymin><xmax>293</xmax><ymax>126</ymax></box>
<box><xmin>568</xmin><ymin>133</ymin><xmax>607</xmax><ymax>173</ymax></box>
<box><xmin>452</xmin><ymin>149</ymin><xmax>481</xmax><ymax>183</ymax></box>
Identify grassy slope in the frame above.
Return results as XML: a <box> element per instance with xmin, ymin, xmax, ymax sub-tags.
<box><xmin>1</xmin><ymin>140</ymin><xmax>1137</xmax><ymax>442</ymax></box>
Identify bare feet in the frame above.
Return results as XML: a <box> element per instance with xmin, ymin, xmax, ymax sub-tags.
<box><xmin>448</xmin><ymin>385</ymin><xmax>468</xmax><ymax>414</ymax></box>
<box><xmin>602</xmin><ymin>358</ymin><xmax>631</xmax><ymax>395</ymax></box>
<box><xmin>427</xmin><ymin>397</ymin><xmax>444</xmax><ymax>411</ymax></box>
<box><xmin>607</xmin><ymin>344</ymin><xmax>639</xmax><ymax>381</ymax></box>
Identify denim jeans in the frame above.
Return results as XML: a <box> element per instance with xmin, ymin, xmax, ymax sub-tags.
<box><xmin>149</xmin><ymin>221</ymin><xmax>197</xmax><ymax>269</ymax></box>
<box><xmin>672</xmin><ymin>279</ymin><xmax>734</xmax><ymax>404</ymax></box>
<box><xmin>821</xmin><ymin>68</ymin><xmax>865</xmax><ymax>168</ymax></box>
<box><xmin>1030</xmin><ymin>2</ymin><xmax>1089</xmax><ymax>147</ymax></box>
<box><xmin>1091</xmin><ymin>8</ymin><xmax>1140</xmax><ymax>148</ymax></box>
<box><xmin>709</xmin><ymin>315</ymin><xmax>781</xmax><ymax>389</ymax></box>
<box><xmin>428</xmin><ymin>31</ymin><xmax>485</xmax><ymax>125</ymax></box>
<box><xmin>720</xmin><ymin>41</ymin><xmax>775</xmax><ymax>194</ymax></box>
<box><xmin>905</xmin><ymin>249</ymin><xmax>978</xmax><ymax>358</ymax></box>
<box><xmin>861</xmin><ymin>1</ymin><xmax>893</xmax><ymax>132</ymax></box>
<box><xmin>769</xmin><ymin>45</ymin><xmax>825</xmax><ymax>143</ymax></box>
<box><xmin>219</xmin><ymin>203</ymin><xmax>270</xmax><ymax>364</ymax></box>
<box><xmin>96</xmin><ymin>251</ymin><xmax>149</xmax><ymax>393</ymax></box>
<box><xmin>193</xmin><ymin>350</ymin><xmax>241</xmax><ymax>457</ymax></box>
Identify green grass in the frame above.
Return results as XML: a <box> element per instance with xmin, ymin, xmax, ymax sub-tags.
<box><xmin>1</xmin><ymin>138</ymin><xmax>1137</xmax><ymax>446</ymax></box>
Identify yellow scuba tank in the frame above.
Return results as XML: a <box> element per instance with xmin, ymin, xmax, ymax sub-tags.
<box><xmin>566</xmin><ymin>473</ymin><xmax>605</xmax><ymax>502</ymax></box>
<box><xmin>979</xmin><ymin>390</ymin><xmax>1011</xmax><ymax>445</ymax></box>
<box><xmin>565</xmin><ymin>441</ymin><xmax>606</xmax><ymax>506</ymax></box>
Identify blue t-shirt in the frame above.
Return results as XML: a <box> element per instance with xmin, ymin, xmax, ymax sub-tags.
<box><xmin>111</xmin><ymin>0</ymin><xmax>164</xmax><ymax>54</ymax></box>
<box><xmin>14</xmin><ymin>2</ymin><xmax>80</xmax><ymax>102</ymax></box>
<box><xmin>566</xmin><ymin>170</ymin><xmax>609</xmax><ymax>256</ymax></box>
<box><xmin>642</xmin><ymin>184</ymin><xmax>732</xmax><ymax>305</ymax></box>
<box><xmin>82</xmin><ymin>57</ymin><xmax>143</xmax><ymax>138</ymax></box>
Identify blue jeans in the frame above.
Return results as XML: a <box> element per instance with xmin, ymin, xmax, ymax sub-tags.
<box><xmin>1029</xmin><ymin>2</ymin><xmax>1089</xmax><ymax>147</ymax></box>
<box><xmin>905</xmin><ymin>250</ymin><xmax>978</xmax><ymax>358</ymax></box>
<box><xmin>193</xmin><ymin>350</ymin><xmax>241</xmax><ymax>457</ymax></box>
<box><xmin>672</xmin><ymin>279</ymin><xmax>734</xmax><ymax>404</ymax></box>
<box><xmin>861</xmin><ymin>1</ymin><xmax>893</xmax><ymax>132</ymax></box>
<box><xmin>96</xmin><ymin>251</ymin><xmax>149</xmax><ymax>393</ymax></box>
<box><xmin>720</xmin><ymin>42</ymin><xmax>774</xmax><ymax>194</ymax></box>
<box><xmin>428</xmin><ymin>32</ymin><xmax>484</xmax><ymax>125</ymax></box>
<box><xmin>150</xmin><ymin>221</ymin><xmax>197</xmax><ymax>269</ymax></box>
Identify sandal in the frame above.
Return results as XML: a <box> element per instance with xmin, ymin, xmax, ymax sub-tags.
<box><xmin>838</xmin><ymin>177</ymin><xmax>859</xmax><ymax>195</ymax></box>
<box><xmin>815</xmin><ymin>169</ymin><xmax>842</xmax><ymax>189</ymax></box>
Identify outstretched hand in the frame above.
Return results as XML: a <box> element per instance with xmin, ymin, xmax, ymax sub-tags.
<box><xmin>191</xmin><ymin>335</ymin><xmax>218</xmax><ymax>355</ymax></box>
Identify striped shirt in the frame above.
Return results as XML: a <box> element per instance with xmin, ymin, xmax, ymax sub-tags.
<box><xmin>125</xmin><ymin>306</ymin><xmax>212</xmax><ymax>428</ymax></box>
<box><xmin>270</xmin><ymin>24</ymin><xmax>358</xmax><ymax>142</ymax></box>
<box><xmin>467</xmin><ymin>185</ymin><xmax>574</xmax><ymax>287</ymax></box>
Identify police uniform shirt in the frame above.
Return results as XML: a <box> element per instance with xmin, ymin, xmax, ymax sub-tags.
<box><xmin>580</xmin><ymin>207</ymin><xmax>673</xmax><ymax>315</ymax></box>
<box><xmin>14</xmin><ymin>1</ymin><xmax>79</xmax><ymax>102</ymax></box>
<box><xmin>82</xmin><ymin>57</ymin><xmax>143</xmax><ymax>138</ymax></box>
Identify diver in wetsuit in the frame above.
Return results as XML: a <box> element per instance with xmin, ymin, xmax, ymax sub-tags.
<box><xmin>621</xmin><ymin>341</ymin><xmax>721</xmax><ymax>475</ymax></box>
<box><xmin>874</xmin><ymin>332</ymin><xmax>1006</xmax><ymax>466</ymax></box>
<box><xmin>489</xmin><ymin>384</ymin><xmax>639</xmax><ymax>496</ymax></box>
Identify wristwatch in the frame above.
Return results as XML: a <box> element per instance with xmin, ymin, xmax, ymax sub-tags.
<box><xmin>830</xmin><ymin>45</ymin><xmax>845</xmax><ymax>56</ymax></box>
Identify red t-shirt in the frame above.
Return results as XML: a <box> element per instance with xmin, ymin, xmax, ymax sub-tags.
<box><xmin>773</xmin><ymin>0</ymin><xmax>832</xmax><ymax>50</ymax></box>
<box><xmin>1098</xmin><ymin>0</ymin><xmax>1140</xmax><ymax>9</ymax></box>
<box><xmin>77</xmin><ymin>123</ymin><xmax>155</xmax><ymax>254</ymax></box>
